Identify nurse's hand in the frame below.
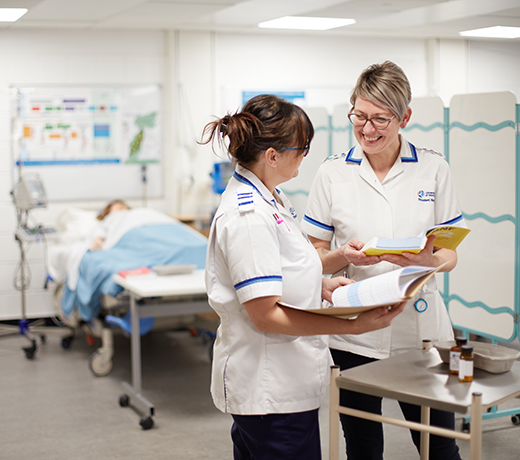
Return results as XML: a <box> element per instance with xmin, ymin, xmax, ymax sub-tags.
<box><xmin>349</xmin><ymin>301</ymin><xmax>406</xmax><ymax>334</ymax></box>
<box><xmin>341</xmin><ymin>238</ymin><xmax>382</xmax><ymax>266</ymax></box>
<box><xmin>321</xmin><ymin>276</ymin><xmax>355</xmax><ymax>303</ymax></box>
<box><xmin>379</xmin><ymin>235</ymin><xmax>436</xmax><ymax>267</ymax></box>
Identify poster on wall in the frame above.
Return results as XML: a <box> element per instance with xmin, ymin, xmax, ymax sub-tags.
<box><xmin>11</xmin><ymin>85</ymin><xmax>162</xmax><ymax>201</ymax></box>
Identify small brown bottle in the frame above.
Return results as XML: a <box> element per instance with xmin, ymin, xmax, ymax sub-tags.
<box><xmin>459</xmin><ymin>345</ymin><xmax>474</xmax><ymax>382</ymax></box>
<box><xmin>449</xmin><ymin>336</ymin><xmax>468</xmax><ymax>375</ymax></box>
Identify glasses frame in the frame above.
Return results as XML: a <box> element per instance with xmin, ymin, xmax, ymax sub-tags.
<box><xmin>348</xmin><ymin>112</ymin><xmax>395</xmax><ymax>130</ymax></box>
<box><xmin>280</xmin><ymin>146</ymin><xmax>310</xmax><ymax>157</ymax></box>
<box><xmin>261</xmin><ymin>146</ymin><xmax>310</xmax><ymax>157</ymax></box>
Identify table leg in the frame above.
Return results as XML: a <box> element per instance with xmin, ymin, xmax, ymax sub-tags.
<box><xmin>130</xmin><ymin>293</ymin><xmax>141</xmax><ymax>393</ymax></box>
<box><xmin>420</xmin><ymin>406</ymin><xmax>431</xmax><ymax>460</ymax></box>
<box><xmin>329</xmin><ymin>366</ymin><xmax>340</xmax><ymax>460</ymax></box>
<box><xmin>469</xmin><ymin>392</ymin><xmax>483</xmax><ymax>460</ymax></box>
<box><xmin>120</xmin><ymin>293</ymin><xmax>155</xmax><ymax>419</ymax></box>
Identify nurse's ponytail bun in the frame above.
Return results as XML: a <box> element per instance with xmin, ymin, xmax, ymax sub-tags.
<box><xmin>200</xmin><ymin>94</ymin><xmax>314</xmax><ymax>167</ymax></box>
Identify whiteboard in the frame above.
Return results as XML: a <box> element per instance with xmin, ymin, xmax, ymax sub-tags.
<box><xmin>11</xmin><ymin>85</ymin><xmax>162</xmax><ymax>201</ymax></box>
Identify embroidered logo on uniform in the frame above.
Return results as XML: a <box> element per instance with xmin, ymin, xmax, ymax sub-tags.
<box><xmin>417</xmin><ymin>190</ymin><xmax>435</xmax><ymax>202</ymax></box>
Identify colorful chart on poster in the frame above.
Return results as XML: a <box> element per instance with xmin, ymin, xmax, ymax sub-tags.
<box><xmin>15</xmin><ymin>86</ymin><xmax>161</xmax><ymax>166</ymax></box>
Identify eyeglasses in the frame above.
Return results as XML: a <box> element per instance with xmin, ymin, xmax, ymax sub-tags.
<box><xmin>280</xmin><ymin>147</ymin><xmax>310</xmax><ymax>157</ymax></box>
<box><xmin>261</xmin><ymin>146</ymin><xmax>310</xmax><ymax>157</ymax></box>
<box><xmin>348</xmin><ymin>112</ymin><xmax>395</xmax><ymax>130</ymax></box>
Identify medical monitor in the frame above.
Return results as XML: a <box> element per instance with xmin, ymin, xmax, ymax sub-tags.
<box><xmin>13</xmin><ymin>173</ymin><xmax>48</xmax><ymax>210</ymax></box>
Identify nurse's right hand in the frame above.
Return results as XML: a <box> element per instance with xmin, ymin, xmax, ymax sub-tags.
<box><xmin>348</xmin><ymin>301</ymin><xmax>406</xmax><ymax>334</ymax></box>
<box><xmin>341</xmin><ymin>238</ymin><xmax>382</xmax><ymax>267</ymax></box>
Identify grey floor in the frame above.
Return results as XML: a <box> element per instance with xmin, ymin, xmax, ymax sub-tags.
<box><xmin>1</xmin><ymin>322</ymin><xmax>520</xmax><ymax>460</ymax></box>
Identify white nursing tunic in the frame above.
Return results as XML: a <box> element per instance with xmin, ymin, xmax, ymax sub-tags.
<box><xmin>206</xmin><ymin>165</ymin><xmax>331</xmax><ymax>415</ymax></box>
<box><xmin>302</xmin><ymin>137</ymin><xmax>466</xmax><ymax>359</ymax></box>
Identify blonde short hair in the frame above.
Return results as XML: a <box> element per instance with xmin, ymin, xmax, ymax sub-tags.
<box><xmin>350</xmin><ymin>61</ymin><xmax>411</xmax><ymax>120</ymax></box>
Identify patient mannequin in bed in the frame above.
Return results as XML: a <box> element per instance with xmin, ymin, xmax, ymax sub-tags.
<box><xmin>90</xmin><ymin>200</ymin><xmax>130</xmax><ymax>251</ymax></box>
<box><xmin>89</xmin><ymin>200</ymin><xmax>175</xmax><ymax>252</ymax></box>
<box><xmin>48</xmin><ymin>202</ymin><xmax>180</xmax><ymax>288</ymax></box>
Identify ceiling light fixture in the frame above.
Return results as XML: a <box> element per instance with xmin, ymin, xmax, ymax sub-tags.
<box><xmin>0</xmin><ymin>8</ymin><xmax>28</xmax><ymax>22</ymax></box>
<box><xmin>259</xmin><ymin>16</ymin><xmax>356</xmax><ymax>31</ymax></box>
<box><xmin>459</xmin><ymin>26</ymin><xmax>520</xmax><ymax>39</ymax></box>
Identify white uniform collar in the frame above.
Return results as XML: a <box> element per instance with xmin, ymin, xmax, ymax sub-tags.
<box><xmin>233</xmin><ymin>164</ymin><xmax>278</xmax><ymax>207</ymax></box>
<box><xmin>344</xmin><ymin>135</ymin><xmax>418</xmax><ymax>165</ymax></box>
<box><xmin>344</xmin><ymin>135</ymin><xmax>418</xmax><ymax>188</ymax></box>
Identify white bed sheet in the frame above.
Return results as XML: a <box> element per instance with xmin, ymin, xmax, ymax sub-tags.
<box><xmin>48</xmin><ymin>207</ymin><xmax>178</xmax><ymax>291</ymax></box>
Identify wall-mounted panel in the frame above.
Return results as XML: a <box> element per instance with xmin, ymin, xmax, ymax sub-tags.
<box><xmin>11</xmin><ymin>85</ymin><xmax>162</xmax><ymax>202</ymax></box>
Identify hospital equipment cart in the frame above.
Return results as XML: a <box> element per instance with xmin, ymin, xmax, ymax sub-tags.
<box><xmin>329</xmin><ymin>348</ymin><xmax>520</xmax><ymax>460</ymax></box>
<box><xmin>112</xmin><ymin>269</ymin><xmax>211</xmax><ymax>429</ymax></box>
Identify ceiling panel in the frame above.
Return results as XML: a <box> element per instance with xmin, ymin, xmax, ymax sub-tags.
<box><xmin>25</xmin><ymin>0</ymin><xmax>146</xmax><ymax>21</ymax></box>
<box><xmin>1</xmin><ymin>0</ymin><xmax>519</xmax><ymax>40</ymax></box>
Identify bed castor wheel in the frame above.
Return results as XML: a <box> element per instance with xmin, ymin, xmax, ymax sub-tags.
<box><xmin>88</xmin><ymin>350</ymin><xmax>114</xmax><ymax>377</ymax></box>
<box><xmin>40</xmin><ymin>334</ymin><xmax>46</xmax><ymax>344</ymax></box>
<box><xmin>61</xmin><ymin>335</ymin><xmax>74</xmax><ymax>349</ymax></box>
<box><xmin>22</xmin><ymin>340</ymin><xmax>37</xmax><ymax>360</ymax></box>
<box><xmin>119</xmin><ymin>394</ymin><xmax>130</xmax><ymax>407</ymax></box>
<box><xmin>512</xmin><ymin>414</ymin><xmax>520</xmax><ymax>425</ymax></box>
<box><xmin>140</xmin><ymin>416</ymin><xmax>154</xmax><ymax>430</ymax></box>
<box><xmin>462</xmin><ymin>421</ymin><xmax>470</xmax><ymax>433</ymax></box>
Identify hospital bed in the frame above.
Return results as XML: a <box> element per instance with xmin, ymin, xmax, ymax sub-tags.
<box><xmin>48</xmin><ymin>206</ymin><xmax>211</xmax><ymax>378</ymax></box>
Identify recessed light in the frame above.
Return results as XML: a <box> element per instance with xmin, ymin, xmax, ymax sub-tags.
<box><xmin>258</xmin><ymin>16</ymin><xmax>356</xmax><ymax>31</ymax></box>
<box><xmin>459</xmin><ymin>26</ymin><xmax>520</xmax><ymax>39</ymax></box>
<box><xmin>0</xmin><ymin>8</ymin><xmax>28</xmax><ymax>22</ymax></box>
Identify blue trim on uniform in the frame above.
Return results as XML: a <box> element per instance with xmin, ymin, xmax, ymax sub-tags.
<box><xmin>234</xmin><ymin>275</ymin><xmax>282</xmax><ymax>290</ymax></box>
<box><xmin>401</xmin><ymin>142</ymin><xmax>419</xmax><ymax>163</ymax></box>
<box><xmin>303</xmin><ymin>215</ymin><xmax>334</xmax><ymax>232</ymax></box>
<box><xmin>345</xmin><ymin>147</ymin><xmax>360</xmax><ymax>164</ymax></box>
<box><xmin>440</xmin><ymin>215</ymin><xmax>463</xmax><ymax>225</ymax></box>
<box><xmin>234</xmin><ymin>171</ymin><xmax>276</xmax><ymax>205</ymax></box>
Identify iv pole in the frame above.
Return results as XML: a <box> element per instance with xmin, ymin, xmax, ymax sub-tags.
<box><xmin>0</xmin><ymin>88</ymin><xmax>71</xmax><ymax>359</ymax></box>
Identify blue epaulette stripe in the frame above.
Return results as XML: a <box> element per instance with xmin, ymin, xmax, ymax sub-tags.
<box><xmin>234</xmin><ymin>275</ymin><xmax>282</xmax><ymax>290</ymax></box>
<box><xmin>303</xmin><ymin>215</ymin><xmax>334</xmax><ymax>232</ymax></box>
<box><xmin>234</xmin><ymin>171</ymin><xmax>276</xmax><ymax>205</ymax></box>
<box><xmin>238</xmin><ymin>200</ymin><xmax>254</xmax><ymax>206</ymax></box>
<box><xmin>402</xmin><ymin>142</ymin><xmax>418</xmax><ymax>163</ymax></box>
<box><xmin>345</xmin><ymin>147</ymin><xmax>360</xmax><ymax>164</ymax></box>
<box><xmin>440</xmin><ymin>215</ymin><xmax>463</xmax><ymax>225</ymax></box>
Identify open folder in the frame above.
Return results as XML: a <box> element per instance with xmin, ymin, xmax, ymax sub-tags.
<box><xmin>279</xmin><ymin>265</ymin><xmax>443</xmax><ymax>319</ymax></box>
<box><xmin>361</xmin><ymin>224</ymin><xmax>470</xmax><ymax>256</ymax></box>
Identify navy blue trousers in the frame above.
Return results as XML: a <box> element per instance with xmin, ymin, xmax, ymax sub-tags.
<box><xmin>231</xmin><ymin>409</ymin><xmax>322</xmax><ymax>460</ymax></box>
<box><xmin>331</xmin><ymin>349</ymin><xmax>461</xmax><ymax>460</ymax></box>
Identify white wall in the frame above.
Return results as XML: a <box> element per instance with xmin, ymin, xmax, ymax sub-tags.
<box><xmin>1</xmin><ymin>27</ymin><xmax>520</xmax><ymax>320</ymax></box>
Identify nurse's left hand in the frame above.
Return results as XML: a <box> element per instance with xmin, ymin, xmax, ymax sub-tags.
<box><xmin>380</xmin><ymin>235</ymin><xmax>436</xmax><ymax>267</ymax></box>
<box><xmin>321</xmin><ymin>276</ymin><xmax>355</xmax><ymax>303</ymax></box>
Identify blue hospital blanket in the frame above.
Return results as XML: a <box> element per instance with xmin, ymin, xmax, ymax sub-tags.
<box><xmin>61</xmin><ymin>223</ymin><xmax>207</xmax><ymax>321</ymax></box>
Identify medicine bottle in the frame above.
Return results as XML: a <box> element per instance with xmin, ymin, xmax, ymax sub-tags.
<box><xmin>449</xmin><ymin>336</ymin><xmax>467</xmax><ymax>375</ymax></box>
<box><xmin>458</xmin><ymin>345</ymin><xmax>474</xmax><ymax>382</ymax></box>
